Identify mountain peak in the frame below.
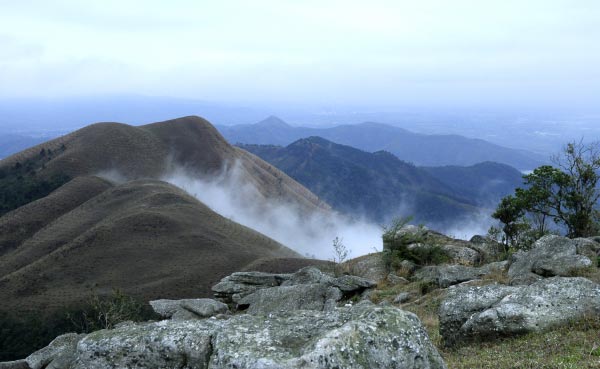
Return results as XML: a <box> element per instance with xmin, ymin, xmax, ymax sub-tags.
<box><xmin>256</xmin><ymin>116</ymin><xmax>290</xmax><ymax>128</ymax></box>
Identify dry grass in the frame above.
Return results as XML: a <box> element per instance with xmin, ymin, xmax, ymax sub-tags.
<box><xmin>442</xmin><ymin>315</ymin><xmax>600</xmax><ymax>369</ymax></box>
<box><xmin>370</xmin><ymin>268</ymin><xmax>600</xmax><ymax>369</ymax></box>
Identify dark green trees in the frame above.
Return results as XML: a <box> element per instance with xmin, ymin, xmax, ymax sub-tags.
<box><xmin>492</xmin><ymin>141</ymin><xmax>600</xmax><ymax>246</ymax></box>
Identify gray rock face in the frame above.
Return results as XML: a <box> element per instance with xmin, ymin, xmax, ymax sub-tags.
<box><xmin>211</xmin><ymin>271</ymin><xmax>290</xmax><ymax>304</ymax></box>
<box><xmin>150</xmin><ymin>298</ymin><xmax>229</xmax><ymax>320</ymax></box>
<box><xmin>214</xmin><ymin>267</ymin><xmax>376</xmax><ymax>313</ymax></box>
<box><xmin>387</xmin><ymin>273</ymin><xmax>409</xmax><ymax>285</ymax></box>
<box><xmin>414</xmin><ymin>261</ymin><xmax>507</xmax><ymax>288</ymax></box>
<box><xmin>406</xmin><ymin>243</ymin><xmax>481</xmax><ymax>266</ymax></box>
<box><xmin>0</xmin><ymin>361</ymin><xmax>29</xmax><ymax>369</ymax></box>
<box><xmin>508</xmin><ymin>235</ymin><xmax>595</xmax><ymax>285</ymax></box>
<box><xmin>18</xmin><ymin>302</ymin><xmax>447</xmax><ymax>369</ymax></box>
<box><xmin>439</xmin><ymin>277</ymin><xmax>600</xmax><ymax>346</ymax></box>
<box><xmin>469</xmin><ymin>235</ymin><xmax>505</xmax><ymax>261</ymax></box>
<box><xmin>26</xmin><ymin>333</ymin><xmax>83</xmax><ymax>369</ymax></box>
<box><xmin>342</xmin><ymin>253</ymin><xmax>388</xmax><ymax>282</ymax></box>
<box><xmin>238</xmin><ymin>284</ymin><xmax>343</xmax><ymax>314</ymax></box>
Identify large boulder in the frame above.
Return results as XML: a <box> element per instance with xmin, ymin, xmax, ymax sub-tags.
<box><xmin>214</xmin><ymin>267</ymin><xmax>376</xmax><ymax>313</ymax></box>
<box><xmin>16</xmin><ymin>302</ymin><xmax>447</xmax><ymax>369</ymax></box>
<box><xmin>439</xmin><ymin>277</ymin><xmax>600</xmax><ymax>346</ymax></box>
<box><xmin>469</xmin><ymin>235</ymin><xmax>505</xmax><ymax>261</ymax></box>
<box><xmin>414</xmin><ymin>261</ymin><xmax>507</xmax><ymax>288</ymax></box>
<box><xmin>508</xmin><ymin>235</ymin><xmax>596</xmax><ymax>285</ymax></box>
<box><xmin>25</xmin><ymin>333</ymin><xmax>84</xmax><ymax>369</ymax></box>
<box><xmin>211</xmin><ymin>271</ymin><xmax>290</xmax><ymax>304</ymax></box>
<box><xmin>238</xmin><ymin>284</ymin><xmax>343</xmax><ymax>314</ymax></box>
<box><xmin>150</xmin><ymin>298</ymin><xmax>228</xmax><ymax>320</ymax></box>
<box><xmin>341</xmin><ymin>253</ymin><xmax>388</xmax><ymax>282</ymax></box>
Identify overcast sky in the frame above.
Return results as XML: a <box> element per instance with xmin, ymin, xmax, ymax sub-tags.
<box><xmin>1</xmin><ymin>0</ymin><xmax>599</xmax><ymax>109</ymax></box>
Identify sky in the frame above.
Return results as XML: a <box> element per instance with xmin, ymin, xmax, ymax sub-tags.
<box><xmin>1</xmin><ymin>0</ymin><xmax>599</xmax><ymax>109</ymax></box>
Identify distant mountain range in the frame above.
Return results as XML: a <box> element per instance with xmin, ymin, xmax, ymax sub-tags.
<box><xmin>219</xmin><ymin>116</ymin><xmax>547</xmax><ymax>170</ymax></box>
<box><xmin>0</xmin><ymin>116</ymin><xmax>325</xmax><ymax>313</ymax></box>
<box><xmin>240</xmin><ymin>137</ymin><xmax>524</xmax><ymax>226</ymax></box>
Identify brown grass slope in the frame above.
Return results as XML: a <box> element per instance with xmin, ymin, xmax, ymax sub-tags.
<box><xmin>0</xmin><ymin>176</ymin><xmax>112</xmax><ymax>257</ymax></box>
<box><xmin>0</xmin><ymin>179</ymin><xmax>298</xmax><ymax>313</ymax></box>
<box><xmin>0</xmin><ymin>116</ymin><xmax>328</xmax><ymax>213</ymax></box>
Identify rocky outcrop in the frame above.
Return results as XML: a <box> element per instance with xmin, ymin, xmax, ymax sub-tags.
<box><xmin>14</xmin><ymin>302</ymin><xmax>447</xmax><ymax>369</ymax></box>
<box><xmin>414</xmin><ymin>261</ymin><xmax>507</xmax><ymax>288</ymax></box>
<box><xmin>469</xmin><ymin>235</ymin><xmax>505</xmax><ymax>261</ymax></box>
<box><xmin>211</xmin><ymin>271</ymin><xmax>291</xmax><ymax>304</ymax></box>
<box><xmin>150</xmin><ymin>298</ymin><xmax>229</xmax><ymax>320</ymax></box>
<box><xmin>25</xmin><ymin>333</ymin><xmax>84</xmax><ymax>369</ymax></box>
<box><xmin>508</xmin><ymin>235</ymin><xmax>598</xmax><ymax>285</ymax></box>
<box><xmin>439</xmin><ymin>277</ymin><xmax>600</xmax><ymax>346</ymax></box>
<box><xmin>213</xmin><ymin>267</ymin><xmax>376</xmax><ymax>312</ymax></box>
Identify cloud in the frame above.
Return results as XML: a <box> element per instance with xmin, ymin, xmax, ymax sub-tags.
<box><xmin>163</xmin><ymin>163</ymin><xmax>383</xmax><ymax>259</ymax></box>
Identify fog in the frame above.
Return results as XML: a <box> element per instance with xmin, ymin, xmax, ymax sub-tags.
<box><xmin>161</xmin><ymin>163</ymin><xmax>496</xmax><ymax>259</ymax></box>
<box><xmin>164</xmin><ymin>164</ymin><xmax>383</xmax><ymax>259</ymax></box>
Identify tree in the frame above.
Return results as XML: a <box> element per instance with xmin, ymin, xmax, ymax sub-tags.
<box><xmin>493</xmin><ymin>140</ymin><xmax>600</xmax><ymax>240</ymax></box>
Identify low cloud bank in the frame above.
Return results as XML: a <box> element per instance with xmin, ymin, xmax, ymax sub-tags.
<box><xmin>164</xmin><ymin>165</ymin><xmax>383</xmax><ymax>260</ymax></box>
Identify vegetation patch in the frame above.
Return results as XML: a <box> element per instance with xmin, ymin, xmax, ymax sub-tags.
<box><xmin>0</xmin><ymin>147</ymin><xmax>70</xmax><ymax>216</ymax></box>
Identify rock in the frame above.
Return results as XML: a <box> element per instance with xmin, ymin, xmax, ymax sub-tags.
<box><xmin>0</xmin><ymin>361</ymin><xmax>29</xmax><ymax>369</ymax></box>
<box><xmin>75</xmin><ymin>320</ymin><xmax>213</xmax><ymax>369</ymax></box>
<box><xmin>393</xmin><ymin>292</ymin><xmax>412</xmax><ymax>304</ymax></box>
<box><xmin>397</xmin><ymin>224</ymin><xmax>429</xmax><ymax>238</ymax></box>
<box><xmin>414</xmin><ymin>265</ymin><xmax>485</xmax><ymax>288</ymax></box>
<box><xmin>213</xmin><ymin>267</ymin><xmax>376</xmax><ymax>314</ymax></box>
<box><xmin>508</xmin><ymin>235</ymin><xmax>594</xmax><ymax>285</ymax></box>
<box><xmin>574</xmin><ymin>237</ymin><xmax>600</xmax><ymax>260</ymax></box>
<box><xmin>238</xmin><ymin>283</ymin><xmax>343</xmax><ymax>314</ymax></box>
<box><xmin>439</xmin><ymin>277</ymin><xmax>600</xmax><ymax>346</ymax></box>
<box><xmin>150</xmin><ymin>298</ymin><xmax>228</xmax><ymax>320</ymax></box>
<box><xmin>399</xmin><ymin>259</ymin><xmax>418</xmax><ymax>274</ymax></box>
<box><xmin>26</xmin><ymin>333</ymin><xmax>83</xmax><ymax>369</ymax></box>
<box><xmin>212</xmin><ymin>271</ymin><xmax>291</xmax><ymax>304</ymax></box>
<box><xmin>386</xmin><ymin>273</ymin><xmax>409</xmax><ymax>285</ymax></box>
<box><xmin>61</xmin><ymin>302</ymin><xmax>447</xmax><ymax>369</ymax></box>
<box><xmin>440</xmin><ymin>245</ymin><xmax>481</xmax><ymax>266</ymax></box>
<box><xmin>330</xmin><ymin>274</ymin><xmax>376</xmax><ymax>292</ymax></box>
<box><xmin>414</xmin><ymin>261</ymin><xmax>507</xmax><ymax>288</ymax></box>
<box><xmin>532</xmin><ymin>255</ymin><xmax>592</xmax><ymax>277</ymax></box>
<box><xmin>406</xmin><ymin>243</ymin><xmax>480</xmax><ymax>266</ymax></box>
<box><xmin>342</xmin><ymin>253</ymin><xmax>388</xmax><ymax>282</ymax></box>
<box><xmin>469</xmin><ymin>235</ymin><xmax>505</xmax><ymax>261</ymax></box>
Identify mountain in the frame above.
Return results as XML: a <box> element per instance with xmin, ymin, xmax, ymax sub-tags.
<box><xmin>0</xmin><ymin>116</ymin><xmax>327</xmax><ymax>217</ymax></box>
<box><xmin>240</xmin><ymin>138</ymin><xmax>485</xmax><ymax>226</ymax></box>
<box><xmin>0</xmin><ymin>179</ymin><xmax>299</xmax><ymax>313</ymax></box>
<box><xmin>218</xmin><ymin>117</ymin><xmax>547</xmax><ymax>170</ymax></box>
<box><xmin>240</xmin><ymin>137</ymin><xmax>524</xmax><ymax>226</ymax></box>
<box><xmin>0</xmin><ymin>116</ymin><xmax>329</xmax><ymax>313</ymax></box>
<box><xmin>423</xmin><ymin>162</ymin><xmax>524</xmax><ymax>207</ymax></box>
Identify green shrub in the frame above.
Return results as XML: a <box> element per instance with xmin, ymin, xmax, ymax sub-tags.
<box><xmin>0</xmin><ymin>289</ymin><xmax>156</xmax><ymax>361</ymax></box>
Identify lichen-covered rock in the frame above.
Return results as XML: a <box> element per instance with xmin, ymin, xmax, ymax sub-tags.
<box><xmin>342</xmin><ymin>253</ymin><xmax>388</xmax><ymax>282</ymax></box>
<box><xmin>387</xmin><ymin>273</ymin><xmax>409</xmax><ymax>285</ymax></box>
<box><xmin>26</xmin><ymin>333</ymin><xmax>83</xmax><ymax>369</ymax></box>
<box><xmin>238</xmin><ymin>283</ymin><xmax>343</xmax><ymax>314</ymax></box>
<box><xmin>211</xmin><ymin>271</ymin><xmax>290</xmax><ymax>304</ymax></box>
<box><xmin>414</xmin><ymin>261</ymin><xmax>507</xmax><ymax>288</ymax></box>
<box><xmin>440</xmin><ymin>245</ymin><xmax>481</xmax><ymax>266</ymax></box>
<box><xmin>281</xmin><ymin>266</ymin><xmax>334</xmax><ymax>286</ymax></box>
<box><xmin>22</xmin><ymin>302</ymin><xmax>447</xmax><ymax>369</ymax></box>
<box><xmin>469</xmin><ymin>235</ymin><xmax>505</xmax><ymax>262</ymax></box>
<box><xmin>213</xmin><ymin>267</ymin><xmax>376</xmax><ymax>313</ymax></box>
<box><xmin>150</xmin><ymin>298</ymin><xmax>229</xmax><ymax>320</ymax></box>
<box><xmin>208</xmin><ymin>301</ymin><xmax>447</xmax><ymax>369</ymax></box>
<box><xmin>439</xmin><ymin>277</ymin><xmax>600</xmax><ymax>346</ymax></box>
<box><xmin>508</xmin><ymin>235</ymin><xmax>595</xmax><ymax>285</ymax></box>
<box><xmin>414</xmin><ymin>265</ymin><xmax>485</xmax><ymax>288</ymax></box>
<box><xmin>75</xmin><ymin>320</ymin><xmax>213</xmax><ymax>369</ymax></box>
<box><xmin>0</xmin><ymin>360</ymin><xmax>29</xmax><ymax>369</ymax></box>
